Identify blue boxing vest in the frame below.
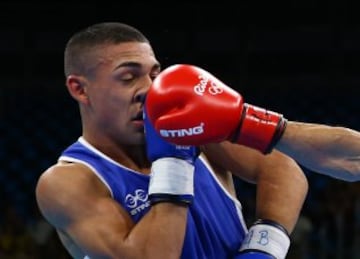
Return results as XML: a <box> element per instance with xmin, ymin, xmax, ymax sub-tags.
<box><xmin>59</xmin><ymin>137</ymin><xmax>248</xmax><ymax>259</ymax></box>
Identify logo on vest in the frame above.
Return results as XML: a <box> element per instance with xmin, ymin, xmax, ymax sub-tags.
<box><xmin>125</xmin><ymin>189</ymin><xmax>150</xmax><ymax>215</ymax></box>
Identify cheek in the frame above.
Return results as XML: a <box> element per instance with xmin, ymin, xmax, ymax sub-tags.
<box><xmin>103</xmin><ymin>93</ymin><xmax>130</xmax><ymax>120</ymax></box>
<box><xmin>96</xmin><ymin>100</ymin><xmax>126</xmax><ymax>132</ymax></box>
<box><xmin>101</xmin><ymin>95</ymin><xmax>126</xmax><ymax>116</ymax></box>
<box><xmin>92</xmin><ymin>85</ymin><xmax>133</xmax><ymax>119</ymax></box>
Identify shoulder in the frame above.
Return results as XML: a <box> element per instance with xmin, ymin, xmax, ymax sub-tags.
<box><xmin>35</xmin><ymin>162</ymin><xmax>110</xmax><ymax>227</ymax></box>
<box><xmin>36</xmin><ymin>161</ymin><xmax>107</xmax><ymax>193</ymax></box>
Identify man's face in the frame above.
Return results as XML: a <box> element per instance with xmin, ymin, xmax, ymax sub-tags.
<box><xmin>85</xmin><ymin>42</ymin><xmax>161</xmax><ymax>146</ymax></box>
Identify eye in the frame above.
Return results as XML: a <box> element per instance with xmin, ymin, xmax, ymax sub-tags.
<box><xmin>150</xmin><ymin>74</ymin><xmax>157</xmax><ymax>81</ymax></box>
<box><xmin>121</xmin><ymin>73</ymin><xmax>135</xmax><ymax>82</ymax></box>
<box><xmin>150</xmin><ymin>70</ymin><xmax>161</xmax><ymax>81</ymax></box>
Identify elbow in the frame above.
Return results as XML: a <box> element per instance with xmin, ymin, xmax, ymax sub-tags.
<box><xmin>263</xmin><ymin>151</ymin><xmax>310</xmax><ymax>197</ymax></box>
<box><xmin>277</xmin><ymin>154</ymin><xmax>310</xmax><ymax>199</ymax></box>
<box><xmin>289</xmin><ymin>159</ymin><xmax>309</xmax><ymax>195</ymax></box>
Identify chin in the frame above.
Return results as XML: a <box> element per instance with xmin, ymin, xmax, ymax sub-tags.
<box><xmin>132</xmin><ymin>131</ymin><xmax>146</xmax><ymax>145</ymax></box>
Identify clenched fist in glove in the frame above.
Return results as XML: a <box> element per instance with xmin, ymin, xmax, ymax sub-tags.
<box><xmin>145</xmin><ymin>64</ymin><xmax>287</xmax><ymax>154</ymax></box>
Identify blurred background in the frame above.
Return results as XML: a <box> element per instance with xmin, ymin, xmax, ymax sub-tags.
<box><xmin>1</xmin><ymin>1</ymin><xmax>360</xmax><ymax>258</ymax></box>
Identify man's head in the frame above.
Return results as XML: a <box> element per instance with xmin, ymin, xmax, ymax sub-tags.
<box><xmin>64</xmin><ymin>22</ymin><xmax>150</xmax><ymax>78</ymax></box>
<box><xmin>64</xmin><ymin>22</ymin><xmax>161</xmax><ymax>147</ymax></box>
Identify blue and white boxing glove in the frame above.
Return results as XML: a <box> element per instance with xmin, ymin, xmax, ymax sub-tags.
<box><xmin>235</xmin><ymin>219</ymin><xmax>291</xmax><ymax>259</ymax></box>
<box><xmin>144</xmin><ymin>106</ymin><xmax>199</xmax><ymax>205</ymax></box>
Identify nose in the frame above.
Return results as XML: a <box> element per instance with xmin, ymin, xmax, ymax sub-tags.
<box><xmin>134</xmin><ymin>92</ymin><xmax>147</xmax><ymax>104</ymax></box>
<box><xmin>134</xmin><ymin>75</ymin><xmax>152</xmax><ymax>104</ymax></box>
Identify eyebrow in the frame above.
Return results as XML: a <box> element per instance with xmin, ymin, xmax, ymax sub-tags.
<box><xmin>113</xmin><ymin>61</ymin><xmax>161</xmax><ymax>72</ymax></box>
<box><xmin>113</xmin><ymin>61</ymin><xmax>142</xmax><ymax>71</ymax></box>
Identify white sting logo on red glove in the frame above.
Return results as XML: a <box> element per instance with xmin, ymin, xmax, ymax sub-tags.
<box><xmin>159</xmin><ymin>123</ymin><xmax>205</xmax><ymax>138</ymax></box>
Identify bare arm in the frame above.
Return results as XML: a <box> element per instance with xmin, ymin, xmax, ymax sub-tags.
<box><xmin>202</xmin><ymin>141</ymin><xmax>308</xmax><ymax>234</ymax></box>
<box><xmin>276</xmin><ymin>121</ymin><xmax>360</xmax><ymax>181</ymax></box>
<box><xmin>35</xmin><ymin>163</ymin><xmax>187</xmax><ymax>259</ymax></box>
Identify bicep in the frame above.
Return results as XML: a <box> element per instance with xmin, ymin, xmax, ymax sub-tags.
<box><xmin>64</xmin><ymin>197</ymin><xmax>135</xmax><ymax>258</ymax></box>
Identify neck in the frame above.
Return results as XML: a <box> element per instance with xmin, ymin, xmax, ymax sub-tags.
<box><xmin>81</xmin><ymin>134</ymin><xmax>151</xmax><ymax>174</ymax></box>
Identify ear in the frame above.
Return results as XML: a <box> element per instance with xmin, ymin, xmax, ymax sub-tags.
<box><xmin>66</xmin><ymin>75</ymin><xmax>89</xmax><ymax>104</ymax></box>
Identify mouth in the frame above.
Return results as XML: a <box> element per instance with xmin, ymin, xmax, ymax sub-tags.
<box><xmin>131</xmin><ymin>111</ymin><xmax>145</xmax><ymax>129</ymax></box>
<box><xmin>132</xmin><ymin>111</ymin><xmax>144</xmax><ymax>121</ymax></box>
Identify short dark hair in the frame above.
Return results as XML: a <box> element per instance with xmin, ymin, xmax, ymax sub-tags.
<box><xmin>64</xmin><ymin>22</ymin><xmax>149</xmax><ymax>77</ymax></box>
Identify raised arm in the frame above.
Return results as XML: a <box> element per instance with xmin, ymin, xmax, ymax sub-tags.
<box><xmin>276</xmin><ymin>121</ymin><xmax>360</xmax><ymax>181</ymax></box>
<box><xmin>146</xmin><ymin>64</ymin><xmax>360</xmax><ymax>182</ymax></box>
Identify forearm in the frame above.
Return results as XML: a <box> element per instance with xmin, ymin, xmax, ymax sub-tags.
<box><xmin>276</xmin><ymin>121</ymin><xmax>360</xmax><ymax>181</ymax></box>
<box><xmin>133</xmin><ymin>109</ymin><xmax>197</xmax><ymax>258</ymax></box>
<box><xmin>255</xmin><ymin>151</ymin><xmax>308</xmax><ymax>234</ymax></box>
<box><xmin>125</xmin><ymin>203</ymin><xmax>188</xmax><ymax>259</ymax></box>
<box><xmin>126</xmin><ymin>158</ymin><xmax>193</xmax><ymax>258</ymax></box>
<box><xmin>237</xmin><ymin>151</ymin><xmax>308</xmax><ymax>258</ymax></box>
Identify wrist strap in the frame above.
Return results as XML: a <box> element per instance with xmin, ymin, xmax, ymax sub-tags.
<box><xmin>149</xmin><ymin>194</ymin><xmax>194</xmax><ymax>205</ymax></box>
<box><xmin>240</xmin><ymin>220</ymin><xmax>290</xmax><ymax>259</ymax></box>
<box><xmin>233</xmin><ymin>104</ymin><xmax>287</xmax><ymax>154</ymax></box>
<box><xmin>149</xmin><ymin>158</ymin><xmax>194</xmax><ymax>205</ymax></box>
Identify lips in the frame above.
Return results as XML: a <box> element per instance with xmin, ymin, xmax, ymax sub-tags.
<box><xmin>132</xmin><ymin>111</ymin><xmax>144</xmax><ymax>121</ymax></box>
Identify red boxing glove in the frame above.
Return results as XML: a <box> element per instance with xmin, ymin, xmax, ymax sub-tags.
<box><xmin>145</xmin><ymin>64</ymin><xmax>287</xmax><ymax>154</ymax></box>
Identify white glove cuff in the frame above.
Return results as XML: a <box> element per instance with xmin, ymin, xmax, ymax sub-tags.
<box><xmin>240</xmin><ymin>223</ymin><xmax>290</xmax><ymax>259</ymax></box>
<box><xmin>149</xmin><ymin>157</ymin><xmax>194</xmax><ymax>196</ymax></box>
